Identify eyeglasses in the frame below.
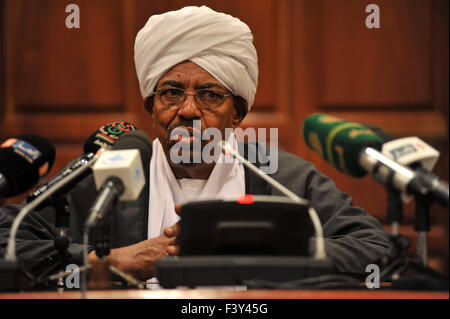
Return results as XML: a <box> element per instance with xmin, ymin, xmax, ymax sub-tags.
<box><xmin>154</xmin><ymin>87</ymin><xmax>232</xmax><ymax>109</ymax></box>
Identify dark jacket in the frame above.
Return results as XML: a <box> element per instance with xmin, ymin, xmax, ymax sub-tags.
<box><xmin>0</xmin><ymin>143</ymin><xmax>392</xmax><ymax>276</ymax></box>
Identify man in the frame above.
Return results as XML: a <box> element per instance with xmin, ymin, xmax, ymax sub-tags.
<box><xmin>0</xmin><ymin>6</ymin><xmax>392</xmax><ymax>283</ymax></box>
<box><xmin>87</xmin><ymin>5</ymin><xmax>392</xmax><ymax>281</ymax></box>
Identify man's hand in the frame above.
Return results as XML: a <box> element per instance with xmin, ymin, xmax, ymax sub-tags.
<box><xmin>163</xmin><ymin>203</ymin><xmax>182</xmax><ymax>256</ymax></box>
<box><xmin>87</xmin><ymin>204</ymin><xmax>183</xmax><ymax>282</ymax></box>
<box><xmin>89</xmin><ymin>234</ymin><xmax>175</xmax><ymax>281</ymax></box>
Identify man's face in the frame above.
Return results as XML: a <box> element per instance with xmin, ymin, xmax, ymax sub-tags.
<box><xmin>150</xmin><ymin>61</ymin><xmax>241</xmax><ymax>169</ymax></box>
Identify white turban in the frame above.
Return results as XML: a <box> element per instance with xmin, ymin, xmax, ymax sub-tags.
<box><xmin>134</xmin><ymin>6</ymin><xmax>259</xmax><ymax>111</ymax></box>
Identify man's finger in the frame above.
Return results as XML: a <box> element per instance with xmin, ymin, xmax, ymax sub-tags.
<box><xmin>164</xmin><ymin>224</ymin><xmax>179</xmax><ymax>237</ymax></box>
<box><xmin>166</xmin><ymin>245</ymin><xmax>180</xmax><ymax>256</ymax></box>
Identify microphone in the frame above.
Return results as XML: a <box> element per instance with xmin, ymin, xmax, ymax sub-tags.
<box><xmin>382</xmin><ymin>136</ymin><xmax>447</xmax><ymax>208</ymax></box>
<box><xmin>81</xmin><ymin>130</ymin><xmax>152</xmax><ymax>296</ymax></box>
<box><xmin>83</xmin><ymin>121</ymin><xmax>138</xmax><ymax>154</ymax></box>
<box><xmin>218</xmin><ymin>140</ymin><xmax>327</xmax><ymax>260</ymax></box>
<box><xmin>3</xmin><ymin>123</ymin><xmax>137</xmax><ymax>261</ymax></box>
<box><xmin>302</xmin><ymin>114</ymin><xmax>384</xmax><ymax>177</ymax></box>
<box><xmin>360</xmin><ymin>124</ymin><xmax>449</xmax><ymax>267</ymax></box>
<box><xmin>383</xmin><ymin>136</ymin><xmax>439</xmax><ymax>171</ymax></box>
<box><xmin>359</xmin><ymin>122</ymin><xmax>396</xmax><ymax>144</ymax></box>
<box><xmin>302</xmin><ymin>114</ymin><xmax>444</xmax><ymax>205</ymax></box>
<box><xmin>361</xmin><ymin>123</ymin><xmax>448</xmax><ymax>208</ymax></box>
<box><xmin>0</xmin><ymin>134</ymin><xmax>56</xmax><ymax>197</ymax></box>
<box><xmin>26</xmin><ymin>121</ymin><xmax>137</xmax><ymax>207</ymax></box>
<box><xmin>85</xmin><ymin>130</ymin><xmax>152</xmax><ymax>230</ymax></box>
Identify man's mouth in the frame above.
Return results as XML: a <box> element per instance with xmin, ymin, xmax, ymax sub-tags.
<box><xmin>170</xmin><ymin>126</ymin><xmax>202</xmax><ymax>144</ymax></box>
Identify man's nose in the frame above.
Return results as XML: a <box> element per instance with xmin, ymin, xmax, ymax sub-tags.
<box><xmin>177</xmin><ymin>92</ymin><xmax>201</xmax><ymax>119</ymax></box>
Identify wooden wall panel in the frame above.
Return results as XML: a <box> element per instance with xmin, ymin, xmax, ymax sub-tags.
<box><xmin>322</xmin><ymin>0</ymin><xmax>433</xmax><ymax>107</ymax></box>
<box><xmin>10</xmin><ymin>0</ymin><xmax>124</xmax><ymax>111</ymax></box>
<box><xmin>2</xmin><ymin>0</ymin><xmax>133</xmax><ymax>143</ymax></box>
<box><xmin>0</xmin><ymin>0</ymin><xmax>5</xmax><ymax>123</ymax></box>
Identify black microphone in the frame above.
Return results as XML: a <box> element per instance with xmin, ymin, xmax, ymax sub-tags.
<box><xmin>82</xmin><ymin>121</ymin><xmax>138</xmax><ymax>154</ymax></box>
<box><xmin>85</xmin><ymin>130</ymin><xmax>153</xmax><ymax>230</ymax></box>
<box><xmin>0</xmin><ymin>134</ymin><xmax>56</xmax><ymax>197</ymax></box>
<box><xmin>26</xmin><ymin>121</ymin><xmax>137</xmax><ymax>207</ymax></box>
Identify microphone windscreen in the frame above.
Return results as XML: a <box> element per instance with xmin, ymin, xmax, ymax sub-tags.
<box><xmin>0</xmin><ymin>134</ymin><xmax>56</xmax><ymax>197</ymax></box>
<box><xmin>360</xmin><ymin>122</ymin><xmax>396</xmax><ymax>143</ymax></box>
<box><xmin>302</xmin><ymin>114</ymin><xmax>383</xmax><ymax>177</ymax></box>
<box><xmin>112</xmin><ymin>130</ymin><xmax>153</xmax><ymax>179</ymax></box>
<box><xmin>83</xmin><ymin>121</ymin><xmax>138</xmax><ymax>154</ymax></box>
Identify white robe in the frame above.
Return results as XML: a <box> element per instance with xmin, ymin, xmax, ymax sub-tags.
<box><xmin>147</xmin><ymin>136</ymin><xmax>245</xmax><ymax>239</ymax></box>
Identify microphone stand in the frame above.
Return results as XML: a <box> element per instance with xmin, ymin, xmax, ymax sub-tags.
<box><xmin>28</xmin><ymin>197</ymin><xmax>73</xmax><ymax>289</ymax></box>
<box><xmin>91</xmin><ymin>214</ymin><xmax>112</xmax><ymax>260</ymax></box>
<box><xmin>0</xmin><ymin>198</ymin><xmax>73</xmax><ymax>291</ymax></box>
<box><xmin>30</xmin><ymin>236</ymin><xmax>72</xmax><ymax>289</ymax></box>
<box><xmin>380</xmin><ymin>187</ymin><xmax>410</xmax><ymax>282</ymax></box>
<box><xmin>414</xmin><ymin>192</ymin><xmax>432</xmax><ymax>267</ymax></box>
<box><xmin>386</xmin><ymin>188</ymin><xmax>403</xmax><ymax>236</ymax></box>
<box><xmin>52</xmin><ymin>197</ymin><xmax>72</xmax><ymax>288</ymax></box>
<box><xmin>375</xmin><ymin>178</ymin><xmax>449</xmax><ymax>291</ymax></box>
<box><xmin>54</xmin><ymin>197</ymin><xmax>71</xmax><ymax>235</ymax></box>
<box><xmin>86</xmin><ymin>216</ymin><xmax>113</xmax><ymax>290</ymax></box>
<box><xmin>82</xmin><ymin>202</ymin><xmax>143</xmax><ymax>297</ymax></box>
<box><xmin>390</xmin><ymin>187</ymin><xmax>449</xmax><ymax>291</ymax></box>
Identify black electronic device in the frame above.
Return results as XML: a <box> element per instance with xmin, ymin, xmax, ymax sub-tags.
<box><xmin>156</xmin><ymin>256</ymin><xmax>333</xmax><ymax>288</ymax></box>
<box><xmin>178</xmin><ymin>195</ymin><xmax>314</xmax><ymax>256</ymax></box>
<box><xmin>156</xmin><ymin>196</ymin><xmax>333</xmax><ymax>288</ymax></box>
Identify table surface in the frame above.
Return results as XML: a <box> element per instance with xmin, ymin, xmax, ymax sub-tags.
<box><xmin>0</xmin><ymin>289</ymin><xmax>448</xmax><ymax>299</ymax></box>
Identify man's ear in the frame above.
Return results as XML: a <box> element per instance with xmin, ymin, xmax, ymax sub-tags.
<box><xmin>144</xmin><ymin>96</ymin><xmax>154</xmax><ymax>114</ymax></box>
<box><xmin>232</xmin><ymin>96</ymin><xmax>248</xmax><ymax>127</ymax></box>
<box><xmin>232</xmin><ymin>113</ymin><xmax>244</xmax><ymax>127</ymax></box>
